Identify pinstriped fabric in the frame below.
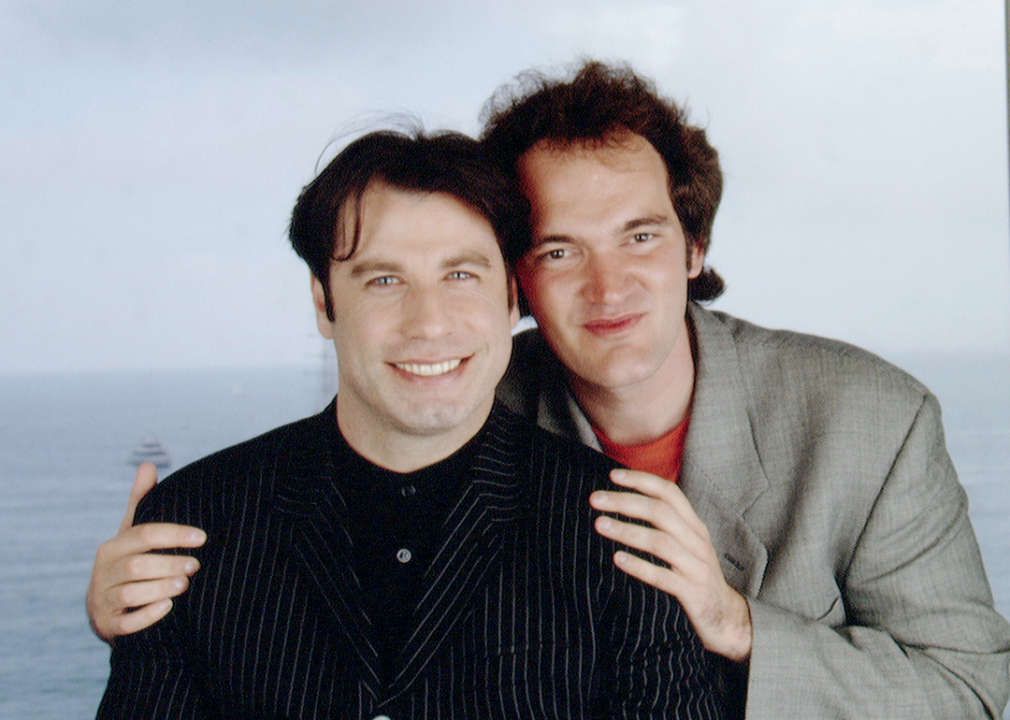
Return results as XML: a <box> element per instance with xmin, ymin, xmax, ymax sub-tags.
<box><xmin>97</xmin><ymin>402</ymin><xmax>725</xmax><ymax>719</ymax></box>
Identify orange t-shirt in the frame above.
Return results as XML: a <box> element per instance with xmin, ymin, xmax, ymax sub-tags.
<box><xmin>592</xmin><ymin>414</ymin><xmax>690</xmax><ymax>483</ymax></box>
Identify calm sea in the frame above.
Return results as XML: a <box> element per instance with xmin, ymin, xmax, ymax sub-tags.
<box><xmin>0</xmin><ymin>356</ymin><xmax>1007</xmax><ymax>719</ymax></box>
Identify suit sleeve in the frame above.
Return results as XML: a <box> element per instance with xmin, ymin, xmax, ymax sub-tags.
<box><xmin>95</xmin><ymin>482</ymin><xmax>212</xmax><ymax>719</ymax></box>
<box><xmin>96</xmin><ymin>625</ymin><xmax>210</xmax><ymax>719</ymax></box>
<box><xmin>744</xmin><ymin>393</ymin><xmax>1010</xmax><ymax>719</ymax></box>
<box><xmin>602</xmin><ymin>540</ymin><xmax>728</xmax><ymax>719</ymax></box>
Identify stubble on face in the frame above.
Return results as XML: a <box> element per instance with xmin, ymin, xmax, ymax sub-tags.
<box><xmin>312</xmin><ymin>183</ymin><xmax>517</xmax><ymax>470</ymax></box>
<box><xmin>515</xmin><ymin>135</ymin><xmax>702</xmax><ymax>441</ymax></box>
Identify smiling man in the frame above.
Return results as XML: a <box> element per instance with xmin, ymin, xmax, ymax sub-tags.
<box><xmin>89</xmin><ymin>62</ymin><xmax>1010</xmax><ymax>719</ymax></box>
<box><xmin>95</xmin><ymin>129</ymin><xmax>725</xmax><ymax>719</ymax></box>
<box><xmin>481</xmin><ymin>63</ymin><xmax>1010</xmax><ymax>719</ymax></box>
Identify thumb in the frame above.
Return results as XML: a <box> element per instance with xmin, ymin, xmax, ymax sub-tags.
<box><xmin>120</xmin><ymin>462</ymin><xmax>159</xmax><ymax>532</ymax></box>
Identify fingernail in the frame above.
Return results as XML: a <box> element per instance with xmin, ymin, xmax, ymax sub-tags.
<box><xmin>173</xmin><ymin>577</ymin><xmax>187</xmax><ymax>590</ymax></box>
<box><xmin>184</xmin><ymin>559</ymin><xmax>199</xmax><ymax>574</ymax></box>
<box><xmin>611</xmin><ymin>469</ymin><xmax>626</xmax><ymax>481</ymax></box>
<box><xmin>190</xmin><ymin>530</ymin><xmax>207</xmax><ymax>543</ymax></box>
<box><xmin>592</xmin><ymin>491</ymin><xmax>609</xmax><ymax>506</ymax></box>
<box><xmin>614</xmin><ymin>551</ymin><xmax>628</xmax><ymax>566</ymax></box>
<box><xmin>597</xmin><ymin>517</ymin><xmax>612</xmax><ymax>531</ymax></box>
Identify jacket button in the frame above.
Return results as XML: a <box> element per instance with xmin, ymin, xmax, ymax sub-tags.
<box><xmin>396</xmin><ymin>548</ymin><xmax>412</xmax><ymax>563</ymax></box>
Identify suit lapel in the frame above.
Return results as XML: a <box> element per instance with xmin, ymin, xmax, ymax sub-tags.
<box><xmin>272</xmin><ymin>401</ymin><xmax>382</xmax><ymax>693</ymax></box>
<box><xmin>680</xmin><ymin>304</ymin><xmax>769</xmax><ymax>597</ymax></box>
<box><xmin>385</xmin><ymin>407</ymin><xmax>526</xmax><ymax>700</ymax></box>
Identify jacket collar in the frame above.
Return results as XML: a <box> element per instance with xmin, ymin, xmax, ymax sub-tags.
<box><xmin>272</xmin><ymin>400</ymin><xmax>382</xmax><ymax>691</ymax></box>
<box><xmin>385</xmin><ymin>406</ymin><xmax>526</xmax><ymax>699</ymax></box>
<box><xmin>273</xmin><ymin>401</ymin><xmax>527</xmax><ymax>701</ymax></box>
<box><xmin>680</xmin><ymin>303</ymin><xmax>769</xmax><ymax>596</ymax></box>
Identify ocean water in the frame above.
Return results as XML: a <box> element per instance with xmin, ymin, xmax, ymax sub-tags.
<box><xmin>0</xmin><ymin>356</ymin><xmax>1007</xmax><ymax>719</ymax></box>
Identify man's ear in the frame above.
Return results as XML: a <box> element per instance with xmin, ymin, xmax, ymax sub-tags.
<box><xmin>687</xmin><ymin>243</ymin><xmax>706</xmax><ymax>279</ymax></box>
<box><xmin>310</xmin><ymin>274</ymin><xmax>334</xmax><ymax>340</ymax></box>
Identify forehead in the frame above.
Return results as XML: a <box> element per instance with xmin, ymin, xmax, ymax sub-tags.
<box><xmin>515</xmin><ymin>134</ymin><xmax>674</xmax><ymax>237</ymax></box>
<box><xmin>338</xmin><ymin>183</ymin><xmax>503</xmax><ymax>262</ymax></box>
<box><xmin>517</xmin><ymin>133</ymin><xmax>670</xmax><ymax>197</ymax></box>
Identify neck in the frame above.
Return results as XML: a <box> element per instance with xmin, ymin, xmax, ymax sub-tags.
<box><xmin>335</xmin><ymin>400</ymin><xmax>493</xmax><ymax>473</ymax></box>
<box><xmin>568</xmin><ymin>319</ymin><xmax>695</xmax><ymax>446</ymax></box>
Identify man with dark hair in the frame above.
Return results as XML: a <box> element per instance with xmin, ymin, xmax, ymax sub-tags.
<box><xmin>89</xmin><ymin>62</ymin><xmax>1010</xmax><ymax>718</ymax></box>
<box><xmin>95</xmin><ymin>129</ymin><xmax>724</xmax><ymax>719</ymax></box>
<box><xmin>482</xmin><ymin>62</ymin><xmax>1010</xmax><ymax>718</ymax></box>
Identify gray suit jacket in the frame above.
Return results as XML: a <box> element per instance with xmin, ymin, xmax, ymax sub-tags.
<box><xmin>498</xmin><ymin>303</ymin><xmax>1010</xmax><ymax>719</ymax></box>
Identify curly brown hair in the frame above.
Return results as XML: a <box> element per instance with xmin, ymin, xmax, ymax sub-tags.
<box><xmin>480</xmin><ymin>60</ymin><xmax>725</xmax><ymax>301</ymax></box>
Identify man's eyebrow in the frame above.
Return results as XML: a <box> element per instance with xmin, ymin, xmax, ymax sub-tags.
<box><xmin>442</xmin><ymin>251</ymin><xmax>493</xmax><ymax>270</ymax></box>
<box><xmin>531</xmin><ymin>215</ymin><xmax>674</xmax><ymax>247</ymax></box>
<box><xmin>348</xmin><ymin>260</ymin><xmax>403</xmax><ymax>278</ymax></box>
<box><xmin>623</xmin><ymin>214</ymin><xmax>673</xmax><ymax>232</ymax></box>
<box><xmin>347</xmin><ymin>252</ymin><xmax>494</xmax><ymax>277</ymax></box>
<box><xmin>530</xmin><ymin>234</ymin><xmax>572</xmax><ymax>248</ymax></box>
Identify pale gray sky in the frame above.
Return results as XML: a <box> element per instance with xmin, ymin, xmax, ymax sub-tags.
<box><xmin>2</xmin><ymin>0</ymin><xmax>1007</xmax><ymax>373</ymax></box>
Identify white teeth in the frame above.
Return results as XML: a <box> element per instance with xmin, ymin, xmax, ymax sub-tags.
<box><xmin>394</xmin><ymin>359</ymin><xmax>462</xmax><ymax>376</ymax></box>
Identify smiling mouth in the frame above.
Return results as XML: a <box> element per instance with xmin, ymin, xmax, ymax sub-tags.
<box><xmin>583</xmin><ymin>314</ymin><xmax>642</xmax><ymax>335</ymax></box>
<box><xmin>393</xmin><ymin>359</ymin><xmax>463</xmax><ymax>377</ymax></box>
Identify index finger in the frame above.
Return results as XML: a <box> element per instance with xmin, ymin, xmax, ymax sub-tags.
<box><xmin>119</xmin><ymin>463</ymin><xmax>159</xmax><ymax>533</ymax></box>
<box><xmin>105</xmin><ymin>522</ymin><xmax>207</xmax><ymax>558</ymax></box>
<box><xmin>607</xmin><ymin>469</ymin><xmax>707</xmax><ymax>533</ymax></box>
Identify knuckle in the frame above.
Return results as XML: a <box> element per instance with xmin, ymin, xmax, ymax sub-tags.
<box><xmin>635</xmin><ymin>559</ymin><xmax>660</xmax><ymax>580</ymax></box>
<box><xmin>135</xmin><ymin>524</ymin><xmax>158</xmax><ymax>545</ymax></box>
<box><xmin>642</xmin><ymin>532</ymin><xmax>663</xmax><ymax>554</ymax></box>
<box><xmin>94</xmin><ymin>542</ymin><xmax>113</xmax><ymax>563</ymax></box>
<box><xmin>643</xmin><ymin>497</ymin><xmax>663</xmax><ymax>518</ymax></box>
<box><xmin>110</xmin><ymin>585</ymin><xmax>132</xmax><ymax>609</ymax></box>
<box><xmin>639</xmin><ymin>563</ymin><xmax>672</xmax><ymax>589</ymax></box>
<box><xmin>649</xmin><ymin>535</ymin><xmax>675</xmax><ymax>558</ymax></box>
<box><xmin>123</xmin><ymin>555</ymin><xmax>146</xmax><ymax>577</ymax></box>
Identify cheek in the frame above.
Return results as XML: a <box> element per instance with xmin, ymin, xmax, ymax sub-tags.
<box><xmin>516</xmin><ymin>263</ymin><xmax>537</xmax><ymax>297</ymax></box>
<box><xmin>519</xmin><ymin>269</ymin><xmax>560</xmax><ymax>314</ymax></box>
<box><xmin>333</xmin><ymin>306</ymin><xmax>387</xmax><ymax>354</ymax></box>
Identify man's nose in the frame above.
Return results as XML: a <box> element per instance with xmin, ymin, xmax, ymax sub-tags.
<box><xmin>402</xmin><ymin>285</ymin><xmax>451</xmax><ymax>338</ymax></box>
<box><xmin>582</xmin><ymin>253</ymin><xmax>627</xmax><ymax>306</ymax></box>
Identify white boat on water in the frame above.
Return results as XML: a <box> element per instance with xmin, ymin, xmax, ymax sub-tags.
<box><xmin>129</xmin><ymin>438</ymin><xmax>171</xmax><ymax>468</ymax></box>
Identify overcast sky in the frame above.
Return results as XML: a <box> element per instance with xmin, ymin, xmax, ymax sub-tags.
<box><xmin>1</xmin><ymin>0</ymin><xmax>1007</xmax><ymax>374</ymax></box>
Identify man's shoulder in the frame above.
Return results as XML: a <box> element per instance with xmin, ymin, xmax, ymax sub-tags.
<box><xmin>491</xmin><ymin>403</ymin><xmax>618</xmax><ymax>478</ymax></box>
<box><xmin>173</xmin><ymin>409</ymin><xmax>325</xmax><ymax>478</ymax></box>
<box><xmin>694</xmin><ymin>304</ymin><xmax>930</xmax><ymax>404</ymax></box>
<box><xmin>135</xmin><ymin>407</ymin><xmax>331</xmax><ymax>524</ymax></box>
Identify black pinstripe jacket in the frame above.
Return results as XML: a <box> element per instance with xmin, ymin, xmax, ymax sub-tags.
<box><xmin>97</xmin><ymin>402</ymin><xmax>725</xmax><ymax>719</ymax></box>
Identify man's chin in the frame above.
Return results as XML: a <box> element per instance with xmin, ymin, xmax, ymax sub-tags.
<box><xmin>391</xmin><ymin>401</ymin><xmax>490</xmax><ymax>438</ymax></box>
<box><xmin>567</xmin><ymin>357</ymin><xmax>659</xmax><ymax>394</ymax></box>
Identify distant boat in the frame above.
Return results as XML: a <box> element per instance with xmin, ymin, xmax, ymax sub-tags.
<box><xmin>129</xmin><ymin>438</ymin><xmax>171</xmax><ymax>469</ymax></box>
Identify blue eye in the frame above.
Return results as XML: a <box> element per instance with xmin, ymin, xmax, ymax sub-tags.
<box><xmin>370</xmin><ymin>276</ymin><xmax>398</xmax><ymax>286</ymax></box>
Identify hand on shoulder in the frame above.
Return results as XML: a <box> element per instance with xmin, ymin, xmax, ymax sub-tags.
<box><xmin>86</xmin><ymin>463</ymin><xmax>207</xmax><ymax>643</ymax></box>
<box><xmin>590</xmin><ymin>468</ymin><xmax>753</xmax><ymax>662</ymax></box>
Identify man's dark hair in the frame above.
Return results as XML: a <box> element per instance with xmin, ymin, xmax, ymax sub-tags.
<box><xmin>290</xmin><ymin>129</ymin><xmax>529</xmax><ymax>319</ymax></box>
<box><xmin>481</xmin><ymin>61</ymin><xmax>725</xmax><ymax>301</ymax></box>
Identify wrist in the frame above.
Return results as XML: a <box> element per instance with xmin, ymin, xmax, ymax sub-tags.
<box><xmin>719</xmin><ymin>594</ymin><xmax>753</xmax><ymax>663</ymax></box>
